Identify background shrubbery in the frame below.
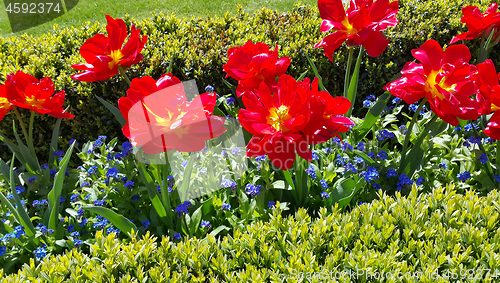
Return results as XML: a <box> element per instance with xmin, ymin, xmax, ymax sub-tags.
<box><xmin>2</xmin><ymin>185</ymin><xmax>500</xmax><ymax>282</ymax></box>
<box><xmin>0</xmin><ymin>0</ymin><xmax>497</xmax><ymax>162</ymax></box>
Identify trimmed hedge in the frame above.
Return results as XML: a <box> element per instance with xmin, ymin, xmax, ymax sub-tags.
<box><xmin>2</xmin><ymin>184</ymin><xmax>500</xmax><ymax>282</ymax></box>
<box><xmin>0</xmin><ymin>0</ymin><xmax>497</xmax><ymax>162</ymax></box>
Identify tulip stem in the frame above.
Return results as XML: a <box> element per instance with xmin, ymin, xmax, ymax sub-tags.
<box><xmin>398</xmin><ymin>98</ymin><xmax>427</xmax><ymax>175</ymax></box>
<box><xmin>478</xmin><ymin>28</ymin><xmax>495</xmax><ymax>63</ymax></box>
<box><xmin>118</xmin><ymin>65</ymin><xmax>131</xmax><ymax>86</ymax></box>
<box><xmin>12</xmin><ymin>106</ymin><xmax>29</xmax><ymax>146</ymax></box>
<box><xmin>344</xmin><ymin>47</ymin><xmax>354</xmax><ymax>99</ymax></box>
<box><xmin>27</xmin><ymin>111</ymin><xmax>37</xmax><ymax>160</ymax></box>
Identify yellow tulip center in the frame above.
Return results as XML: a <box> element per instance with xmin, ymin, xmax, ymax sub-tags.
<box><xmin>0</xmin><ymin>97</ymin><xmax>9</xmax><ymax>109</ymax></box>
<box><xmin>267</xmin><ymin>105</ymin><xmax>291</xmax><ymax>132</ymax></box>
<box><xmin>108</xmin><ymin>49</ymin><xmax>124</xmax><ymax>69</ymax></box>
<box><xmin>24</xmin><ymin>96</ymin><xmax>44</xmax><ymax>108</ymax></box>
<box><xmin>341</xmin><ymin>17</ymin><xmax>358</xmax><ymax>35</ymax></box>
<box><xmin>426</xmin><ymin>70</ymin><xmax>456</xmax><ymax>100</ymax></box>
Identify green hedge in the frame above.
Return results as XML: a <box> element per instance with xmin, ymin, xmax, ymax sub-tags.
<box><xmin>2</xmin><ymin>184</ymin><xmax>500</xmax><ymax>282</ymax></box>
<box><xmin>0</xmin><ymin>0</ymin><xmax>496</xmax><ymax>162</ymax></box>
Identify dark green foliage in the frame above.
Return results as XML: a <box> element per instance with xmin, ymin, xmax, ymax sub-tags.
<box><xmin>0</xmin><ymin>0</ymin><xmax>495</xmax><ymax>163</ymax></box>
<box><xmin>2</xmin><ymin>185</ymin><xmax>500</xmax><ymax>282</ymax></box>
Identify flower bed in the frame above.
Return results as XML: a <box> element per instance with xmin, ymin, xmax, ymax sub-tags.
<box><xmin>1</xmin><ymin>0</ymin><xmax>500</xmax><ymax>277</ymax></box>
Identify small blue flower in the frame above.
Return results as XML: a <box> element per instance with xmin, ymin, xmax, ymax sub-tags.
<box><xmin>386</xmin><ymin>169</ymin><xmax>398</xmax><ymax>179</ymax></box>
<box><xmin>94</xmin><ymin>200</ymin><xmax>106</xmax><ymax>206</ymax></box>
<box><xmin>173</xmin><ymin>233</ymin><xmax>182</xmax><ymax>240</ymax></box>
<box><xmin>87</xmin><ymin>166</ymin><xmax>98</xmax><ymax>175</ymax></box>
<box><xmin>397</xmin><ymin>174</ymin><xmax>413</xmax><ymax>190</ymax></box>
<box><xmin>245</xmin><ymin>184</ymin><xmax>262</xmax><ymax>198</ymax></box>
<box><xmin>494</xmin><ymin>175</ymin><xmax>500</xmax><ymax>182</ymax></box>
<box><xmin>306</xmin><ymin>165</ymin><xmax>317</xmax><ymax>179</ymax></box>
<box><xmin>392</xmin><ymin>97</ymin><xmax>401</xmax><ymax>104</ymax></box>
<box><xmin>0</xmin><ymin>246</ymin><xmax>6</xmax><ymax>256</ymax></box>
<box><xmin>356</xmin><ymin>142</ymin><xmax>365</xmax><ymax>151</ymax></box>
<box><xmin>336</xmin><ymin>154</ymin><xmax>346</xmax><ymax>166</ymax></box>
<box><xmin>50</xmin><ymin>169</ymin><xmax>56</xmax><ymax>177</ymax></box>
<box><xmin>416</xmin><ymin>177</ymin><xmax>426</xmax><ymax>186</ymax></box>
<box><xmin>6</xmin><ymin>194</ymin><xmax>13</xmax><ymax>200</ymax></box>
<box><xmin>74</xmin><ymin>239</ymin><xmax>83</xmax><ymax>248</ymax></box>
<box><xmin>200</xmin><ymin>220</ymin><xmax>211</xmax><ymax>230</ymax></box>
<box><xmin>479</xmin><ymin>153</ymin><xmax>488</xmax><ymax>164</ymax></box>
<box><xmin>28</xmin><ymin>177</ymin><xmax>37</xmax><ymax>184</ymax></box>
<box><xmin>361</xmin><ymin>167</ymin><xmax>379</xmax><ymax>184</ymax></box>
<box><xmin>13</xmin><ymin>226</ymin><xmax>25</xmax><ymax>238</ymax></box>
<box><xmin>41</xmin><ymin>164</ymin><xmax>49</xmax><ymax>169</ymax></box>
<box><xmin>320</xmin><ymin>180</ymin><xmax>329</xmax><ymax>190</ymax></box>
<box><xmin>372</xmin><ymin>183</ymin><xmax>381</xmax><ymax>190</ymax></box>
<box><xmin>256</xmin><ymin>155</ymin><xmax>267</xmax><ymax>162</ymax></box>
<box><xmin>221</xmin><ymin>203</ymin><xmax>231</xmax><ymax>211</ymax></box>
<box><xmin>439</xmin><ymin>162</ymin><xmax>448</xmax><ymax>169</ymax></box>
<box><xmin>121</xmin><ymin>141</ymin><xmax>133</xmax><ymax>151</ymax></box>
<box><xmin>354</xmin><ymin>157</ymin><xmax>364</xmax><ymax>165</ymax></box>
<box><xmin>312</xmin><ymin>151</ymin><xmax>319</xmax><ymax>160</ymax></box>
<box><xmin>142</xmin><ymin>220</ymin><xmax>150</xmax><ymax>229</ymax></box>
<box><xmin>367</xmin><ymin>95</ymin><xmax>376</xmax><ymax>101</ymax></box>
<box><xmin>70</xmin><ymin>193</ymin><xmax>80</xmax><ymax>202</ymax></box>
<box><xmin>484</xmin><ymin>137</ymin><xmax>494</xmax><ymax>144</ymax></box>
<box><xmin>323</xmin><ymin>147</ymin><xmax>332</xmax><ymax>154</ymax></box>
<box><xmin>367</xmin><ymin>152</ymin><xmax>375</xmax><ymax>159</ymax></box>
<box><xmin>457</xmin><ymin>171</ymin><xmax>471</xmax><ymax>182</ymax></box>
<box><xmin>69</xmin><ymin>139</ymin><xmax>77</xmax><ymax>146</ymax></box>
<box><xmin>344</xmin><ymin>163</ymin><xmax>357</xmax><ymax>173</ymax></box>
<box><xmin>320</xmin><ymin>192</ymin><xmax>330</xmax><ymax>199</ymax></box>
<box><xmin>79</xmin><ymin>218</ymin><xmax>88</xmax><ymax>227</ymax></box>
<box><xmin>268</xmin><ymin>201</ymin><xmax>276</xmax><ymax>208</ymax></box>
<box><xmin>181</xmin><ymin>161</ymin><xmax>188</xmax><ymax>168</ymax></box>
<box><xmin>376</xmin><ymin>130</ymin><xmax>395</xmax><ymax>141</ymax></box>
<box><xmin>70</xmin><ymin>231</ymin><xmax>80</xmax><ymax>238</ymax></box>
<box><xmin>221</xmin><ymin>179</ymin><xmax>237</xmax><ymax>191</ymax></box>
<box><xmin>205</xmin><ymin>85</ymin><xmax>214</xmax><ymax>93</ymax></box>
<box><xmin>34</xmin><ymin>247</ymin><xmax>47</xmax><ymax>259</ymax></box>
<box><xmin>175</xmin><ymin>201</ymin><xmax>191</xmax><ymax>217</ymax></box>
<box><xmin>124</xmin><ymin>181</ymin><xmax>134</xmax><ymax>189</ymax></box>
<box><xmin>226</xmin><ymin>97</ymin><xmax>236</xmax><ymax>105</ymax></box>
<box><xmin>131</xmin><ymin>195</ymin><xmax>140</xmax><ymax>201</ymax></box>
<box><xmin>377</xmin><ymin>151</ymin><xmax>388</xmax><ymax>160</ymax></box>
<box><xmin>341</xmin><ymin>142</ymin><xmax>353</xmax><ymax>151</ymax></box>
<box><xmin>363</xmin><ymin>100</ymin><xmax>372</xmax><ymax>108</ymax></box>
<box><xmin>106</xmin><ymin>167</ymin><xmax>119</xmax><ymax>179</ymax></box>
<box><xmin>78</xmin><ymin>209</ymin><xmax>85</xmax><ymax>218</ymax></box>
<box><xmin>60</xmin><ymin>196</ymin><xmax>65</xmax><ymax>204</ymax></box>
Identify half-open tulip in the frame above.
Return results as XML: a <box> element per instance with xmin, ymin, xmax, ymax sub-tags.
<box><xmin>315</xmin><ymin>0</ymin><xmax>399</xmax><ymax>60</ymax></box>
<box><xmin>223</xmin><ymin>41</ymin><xmax>290</xmax><ymax>97</ymax></box>
<box><xmin>475</xmin><ymin>59</ymin><xmax>500</xmax><ymax>139</ymax></box>
<box><xmin>3</xmin><ymin>71</ymin><xmax>74</xmax><ymax>119</ymax></box>
<box><xmin>450</xmin><ymin>3</ymin><xmax>500</xmax><ymax>46</ymax></box>
<box><xmin>384</xmin><ymin>39</ymin><xmax>480</xmax><ymax>126</ymax></box>
<box><xmin>72</xmin><ymin>15</ymin><xmax>147</xmax><ymax>82</ymax></box>
<box><xmin>119</xmin><ymin>75</ymin><xmax>226</xmax><ymax>154</ymax></box>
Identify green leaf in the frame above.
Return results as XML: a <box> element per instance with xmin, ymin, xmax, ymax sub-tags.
<box><xmin>137</xmin><ymin>162</ymin><xmax>167</xmax><ymax>218</ymax></box>
<box><xmin>95</xmin><ymin>95</ymin><xmax>126</xmax><ymax>127</ymax></box>
<box><xmin>177</xmin><ymin>154</ymin><xmax>196</xmax><ymax>202</ymax></box>
<box><xmin>83</xmin><ymin>206</ymin><xmax>137</xmax><ymax>238</ymax></box>
<box><xmin>189</xmin><ymin>206</ymin><xmax>202</xmax><ymax>235</ymax></box>
<box><xmin>209</xmin><ymin>225</ymin><xmax>230</xmax><ymax>237</ymax></box>
<box><xmin>12</xmin><ymin>122</ymin><xmax>40</xmax><ymax>172</ymax></box>
<box><xmin>305</xmin><ymin>53</ymin><xmax>327</xmax><ymax>92</ymax></box>
<box><xmin>48</xmin><ymin>142</ymin><xmax>75</xmax><ymax>235</ymax></box>
<box><xmin>270</xmin><ymin>180</ymin><xmax>290</xmax><ymax>190</ymax></box>
<box><xmin>355</xmin><ymin>91</ymin><xmax>391</xmax><ymax>140</ymax></box>
<box><xmin>352</xmin><ymin>150</ymin><xmax>376</xmax><ymax>165</ymax></box>
<box><xmin>330</xmin><ymin>178</ymin><xmax>359</xmax><ymax>209</ymax></box>
<box><xmin>48</xmin><ymin>118</ymin><xmax>63</xmax><ymax>166</ymax></box>
<box><xmin>473</xmin><ymin>171</ymin><xmax>495</xmax><ymax>190</ymax></box>
<box><xmin>346</xmin><ymin>46</ymin><xmax>364</xmax><ymax>117</ymax></box>
<box><xmin>297</xmin><ymin>70</ymin><xmax>308</xmax><ymax>81</ymax></box>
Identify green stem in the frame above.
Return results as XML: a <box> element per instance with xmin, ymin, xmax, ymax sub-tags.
<box><xmin>344</xmin><ymin>47</ymin><xmax>354</xmax><ymax>98</ymax></box>
<box><xmin>398</xmin><ymin>98</ymin><xmax>428</xmax><ymax>174</ymax></box>
<box><xmin>478</xmin><ymin>28</ymin><xmax>495</xmax><ymax>63</ymax></box>
<box><xmin>12</xmin><ymin>106</ymin><xmax>29</xmax><ymax>145</ymax></box>
<box><xmin>118</xmin><ymin>65</ymin><xmax>131</xmax><ymax>86</ymax></box>
<box><xmin>162</xmin><ymin>152</ymin><xmax>173</xmax><ymax>224</ymax></box>
<box><xmin>28</xmin><ymin>111</ymin><xmax>36</xmax><ymax>158</ymax></box>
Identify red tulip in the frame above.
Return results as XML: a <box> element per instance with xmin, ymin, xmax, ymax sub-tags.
<box><xmin>3</xmin><ymin>71</ymin><xmax>74</xmax><ymax>119</ymax></box>
<box><xmin>475</xmin><ymin>59</ymin><xmax>500</xmax><ymax>139</ymax></box>
<box><xmin>0</xmin><ymin>85</ymin><xmax>13</xmax><ymax>123</ymax></box>
<box><xmin>119</xmin><ymin>75</ymin><xmax>226</xmax><ymax>154</ymax></box>
<box><xmin>238</xmin><ymin>74</ymin><xmax>353</xmax><ymax>170</ymax></box>
<box><xmin>72</xmin><ymin>15</ymin><xmax>147</xmax><ymax>82</ymax></box>
<box><xmin>223</xmin><ymin>41</ymin><xmax>291</xmax><ymax>97</ymax></box>
<box><xmin>384</xmin><ymin>39</ymin><xmax>480</xmax><ymax>126</ymax></box>
<box><xmin>450</xmin><ymin>3</ymin><xmax>500</xmax><ymax>45</ymax></box>
<box><xmin>315</xmin><ymin>0</ymin><xmax>399</xmax><ymax>60</ymax></box>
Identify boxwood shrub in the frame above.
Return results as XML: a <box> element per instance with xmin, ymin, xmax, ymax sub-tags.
<box><xmin>2</xmin><ymin>184</ymin><xmax>500</xmax><ymax>282</ymax></box>
<box><xmin>0</xmin><ymin>0</ymin><xmax>496</xmax><ymax>162</ymax></box>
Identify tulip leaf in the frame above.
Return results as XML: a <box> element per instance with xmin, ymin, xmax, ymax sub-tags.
<box><xmin>137</xmin><ymin>162</ymin><xmax>167</xmax><ymax>218</ymax></box>
<box><xmin>209</xmin><ymin>225</ymin><xmax>230</xmax><ymax>237</ymax></box>
<box><xmin>178</xmin><ymin>153</ymin><xmax>196</xmax><ymax>202</ymax></box>
<box><xmin>400</xmin><ymin>114</ymin><xmax>438</xmax><ymax>178</ymax></box>
<box><xmin>355</xmin><ymin>91</ymin><xmax>391</xmax><ymax>141</ymax></box>
<box><xmin>95</xmin><ymin>95</ymin><xmax>126</xmax><ymax>127</ymax></box>
<box><xmin>49</xmin><ymin>118</ymin><xmax>63</xmax><ymax>166</ymax></box>
<box><xmin>330</xmin><ymin>177</ymin><xmax>362</xmax><ymax>209</ymax></box>
<box><xmin>189</xmin><ymin>205</ymin><xmax>202</xmax><ymax>235</ymax></box>
<box><xmin>8</xmin><ymin>154</ymin><xmax>37</xmax><ymax>239</ymax></box>
<box><xmin>346</xmin><ymin>47</ymin><xmax>364</xmax><ymax>117</ymax></box>
<box><xmin>297</xmin><ymin>70</ymin><xmax>309</xmax><ymax>81</ymax></box>
<box><xmin>83</xmin><ymin>206</ymin><xmax>137</xmax><ymax>239</ymax></box>
<box><xmin>473</xmin><ymin>170</ymin><xmax>495</xmax><ymax>190</ymax></box>
<box><xmin>305</xmin><ymin>53</ymin><xmax>328</xmax><ymax>92</ymax></box>
<box><xmin>48</xmin><ymin>141</ymin><xmax>75</xmax><ymax>235</ymax></box>
<box><xmin>12</xmin><ymin>122</ymin><xmax>40</xmax><ymax>173</ymax></box>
